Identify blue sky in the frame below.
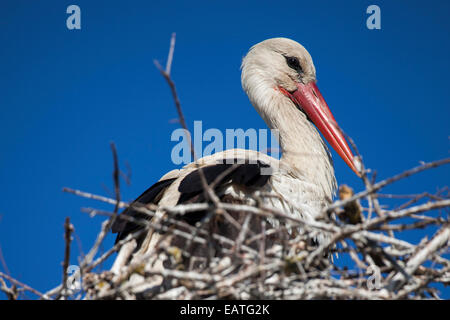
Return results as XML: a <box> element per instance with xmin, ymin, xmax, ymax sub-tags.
<box><xmin>0</xmin><ymin>0</ymin><xmax>449</xmax><ymax>299</ymax></box>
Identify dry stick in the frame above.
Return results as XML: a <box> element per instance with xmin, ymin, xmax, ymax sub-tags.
<box><xmin>394</xmin><ymin>190</ymin><xmax>448</xmax><ymax>211</ymax></box>
<box><xmin>387</xmin><ymin>224</ymin><xmax>450</xmax><ymax>292</ymax></box>
<box><xmin>88</xmin><ymin>209</ymin><xmax>207</xmax><ymax>246</ymax></box>
<box><xmin>63</xmin><ymin>187</ymin><xmax>128</xmax><ymax>208</ymax></box>
<box><xmin>85</xmin><ymin>210</ymin><xmax>264</xmax><ymax>298</ymax></box>
<box><xmin>0</xmin><ymin>245</ymin><xmax>10</xmax><ymax>277</ymax></box>
<box><xmin>366</xmin><ymin>237</ymin><xmax>413</xmax><ymax>284</ymax></box>
<box><xmin>61</xmin><ymin>159</ymin><xmax>448</xmax><ymax>298</ymax></box>
<box><xmin>343</xmin><ymin>130</ymin><xmax>384</xmax><ymax>219</ymax></box>
<box><xmin>65</xmin><ymin>188</ymin><xmax>208</xmax><ymax>217</ymax></box>
<box><xmin>232</xmin><ymin>213</ymin><xmax>252</xmax><ymax>255</ymax></box>
<box><xmin>108</xmin><ymin>243</ymin><xmax>215</xmax><ymax>293</ymax></box>
<box><xmin>381</xmin><ymin>219</ymin><xmax>444</xmax><ymax>232</ymax></box>
<box><xmin>0</xmin><ymin>277</ymin><xmax>18</xmax><ymax>300</ymax></box>
<box><xmin>257</xmin><ymin>219</ymin><xmax>267</xmax><ymax>296</ymax></box>
<box><xmin>327</xmin><ymin>158</ymin><xmax>450</xmax><ymax>214</ymax></box>
<box><xmin>87</xmin><ymin>228</ymin><xmax>148</xmax><ymax>274</ymax></box>
<box><xmin>110</xmin><ymin>240</ymin><xmax>137</xmax><ymax>276</ymax></box>
<box><xmin>378</xmin><ymin>192</ymin><xmax>431</xmax><ymax>199</ymax></box>
<box><xmin>97</xmin><ymin>267</ymin><xmax>223</xmax><ymax>299</ymax></box>
<box><xmin>395</xmin><ymin>192</ymin><xmax>431</xmax><ymax>212</ymax></box>
<box><xmin>68</xmin><ymin>188</ymin><xmax>220</xmax><ymax>227</ymax></box>
<box><xmin>0</xmin><ymin>247</ymin><xmax>17</xmax><ymax>299</ymax></box>
<box><xmin>111</xmin><ymin>142</ymin><xmax>121</xmax><ymax>215</ymax></box>
<box><xmin>339</xmin><ymin>240</ymin><xmax>367</xmax><ymax>269</ymax></box>
<box><xmin>395</xmin><ymin>265</ymin><xmax>450</xmax><ymax>299</ymax></box>
<box><xmin>56</xmin><ymin>217</ymin><xmax>74</xmax><ymax>300</ymax></box>
<box><xmin>83</xmin><ymin>208</ymin><xmax>257</xmax><ymax>296</ymax></box>
<box><xmin>362</xmin><ymin>199</ymin><xmax>449</xmax><ymax>230</ymax></box>
<box><xmin>79</xmin><ymin>143</ymin><xmax>122</xmax><ymax>272</ymax></box>
<box><xmin>153</xmin><ymin>35</ymin><xmax>238</xmax><ymax>268</ymax></box>
<box><xmin>165</xmin><ymin>32</ymin><xmax>176</xmax><ymax>76</ymax></box>
<box><xmin>245</xmin><ymin>224</ymin><xmax>289</xmax><ymax>246</ymax></box>
<box><xmin>72</xmin><ymin>189</ymin><xmax>297</xmax><ymax>231</ymax></box>
<box><xmin>67</xmin><ymin>185</ymin><xmax>448</xmax><ymax>249</ymax></box>
<box><xmin>217</xmin><ymin>261</ymin><xmax>282</xmax><ymax>289</ymax></box>
<box><xmin>152</xmin><ymin>68</ymin><xmax>219</xmax><ymax>202</ymax></box>
<box><xmin>355</xmin><ymin>230</ymin><xmax>414</xmax><ymax>249</ymax></box>
<box><xmin>0</xmin><ymin>271</ymin><xmax>49</xmax><ymax>300</ymax></box>
<box><xmin>329</xmin><ymin>117</ymin><xmax>382</xmax><ymax>224</ymax></box>
<box><xmin>83</xmin><ymin>207</ymin><xmax>259</xmax><ymax>259</ymax></box>
<box><xmin>153</xmin><ymin>39</ymin><xmax>219</xmax><ymax>206</ymax></box>
<box><xmin>209</xmin><ymin>164</ymin><xmax>240</xmax><ymax>189</ymax></box>
<box><xmin>306</xmin><ymin>199</ymin><xmax>450</xmax><ymax>267</ymax></box>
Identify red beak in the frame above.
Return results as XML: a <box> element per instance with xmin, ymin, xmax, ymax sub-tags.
<box><xmin>282</xmin><ymin>82</ymin><xmax>360</xmax><ymax>176</ymax></box>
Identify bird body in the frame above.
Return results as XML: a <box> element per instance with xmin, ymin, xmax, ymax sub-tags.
<box><xmin>111</xmin><ymin>38</ymin><xmax>359</xmax><ymax>269</ymax></box>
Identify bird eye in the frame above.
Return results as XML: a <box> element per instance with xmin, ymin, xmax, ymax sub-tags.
<box><xmin>285</xmin><ymin>56</ymin><xmax>303</xmax><ymax>73</ymax></box>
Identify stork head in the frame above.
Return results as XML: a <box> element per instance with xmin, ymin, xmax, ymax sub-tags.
<box><xmin>241</xmin><ymin>38</ymin><xmax>360</xmax><ymax>176</ymax></box>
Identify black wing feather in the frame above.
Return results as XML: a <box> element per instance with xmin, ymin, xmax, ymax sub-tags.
<box><xmin>176</xmin><ymin>160</ymin><xmax>272</xmax><ymax>225</ymax></box>
<box><xmin>178</xmin><ymin>160</ymin><xmax>271</xmax><ymax>196</ymax></box>
<box><xmin>112</xmin><ymin>178</ymin><xmax>176</xmax><ymax>243</ymax></box>
<box><xmin>111</xmin><ymin>159</ymin><xmax>273</xmax><ymax>244</ymax></box>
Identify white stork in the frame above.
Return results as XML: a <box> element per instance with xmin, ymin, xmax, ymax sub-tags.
<box><xmin>111</xmin><ymin>38</ymin><xmax>360</xmax><ymax>270</ymax></box>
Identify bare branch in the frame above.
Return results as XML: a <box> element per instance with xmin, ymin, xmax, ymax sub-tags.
<box><xmin>0</xmin><ymin>271</ymin><xmax>50</xmax><ymax>300</ymax></box>
<box><xmin>56</xmin><ymin>217</ymin><xmax>74</xmax><ymax>300</ymax></box>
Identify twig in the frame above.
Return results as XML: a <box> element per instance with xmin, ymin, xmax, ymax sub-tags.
<box><xmin>79</xmin><ymin>143</ymin><xmax>123</xmax><ymax>272</ymax></box>
<box><xmin>110</xmin><ymin>142</ymin><xmax>121</xmax><ymax>215</ymax></box>
<box><xmin>0</xmin><ymin>244</ymin><xmax>10</xmax><ymax>277</ymax></box>
<box><xmin>387</xmin><ymin>225</ymin><xmax>450</xmax><ymax>291</ymax></box>
<box><xmin>0</xmin><ymin>276</ymin><xmax>18</xmax><ymax>300</ymax></box>
<box><xmin>56</xmin><ymin>217</ymin><xmax>74</xmax><ymax>300</ymax></box>
<box><xmin>306</xmin><ymin>199</ymin><xmax>450</xmax><ymax>266</ymax></box>
<box><xmin>63</xmin><ymin>187</ymin><xmax>128</xmax><ymax>208</ymax></box>
<box><xmin>165</xmin><ymin>32</ymin><xmax>176</xmax><ymax>75</ymax></box>
<box><xmin>153</xmin><ymin>40</ymin><xmax>220</xmax><ymax>206</ymax></box>
<box><xmin>0</xmin><ymin>271</ymin><xmax>49</xmax><ymax>300</ymax></box>
<box><xmin>327</xmin><ymin>158</ymin><xmax>450</xmax><ymax>213</ymax></box>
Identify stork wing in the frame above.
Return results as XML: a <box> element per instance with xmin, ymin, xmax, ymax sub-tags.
<box><xmin>112</xmin><ymin>159</ymin><xmax>273</xmax><ymax>244</ymax></box>
<box><xmin>112</xmin><ymin>178</ymin><xmax>176</xmax><ymax>243</ymax></box>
